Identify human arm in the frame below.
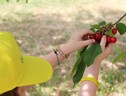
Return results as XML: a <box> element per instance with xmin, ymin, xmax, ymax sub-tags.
<box><xmin>19</xmin><ymin>30</ymin><xmax>95</xmax><ymax>93</ymax></box>
<box><xmin>43</xmin><ymin>30</ymin><xmax>95</xmax><ymax>70</ymax></box>
<box><xmin>78</xmin><ymin>36</ymin><xmax>113</xmax><ymax>96</ymax></box>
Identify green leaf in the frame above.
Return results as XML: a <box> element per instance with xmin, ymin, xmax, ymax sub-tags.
<box><xmin>72</xmin><ymin>58</ymin><xmax>86</xmax><ymax>86</ymax></box>
<box><xmin>90</xmin><ymin>28</ymin><xmax>96</xmax><ymax>33</ymax></box>
<box><xmin>76</xmin><ymin>48</ymin><xmax>83</xmax><ymax>60</ymax></box>
<box><xmin>71</xmin><ymin>57</ymin><xmax>83</xmax><ymax>79</ymax></box>
<box><xmin>91</xmin><ymin>24</ymin><xmax>100</xmax><ymax>29</ymax></box>
<box><xmin>76</xmin><ymin>47</ymin><xmax>87</xmax><ymax>60</ymax></box>
<box><xmin>78</xmin><ymin>46</ymin><xmax>88</xmax><ymax>58</ymax></box>
<box><xmin>116</xmin><ymin>23</ymin><xmax>126</xmax><ymax>35</ymax></box>
<box><xmin>106</xmin><ymin>30</ymin><xmax>114</xmax><ymax>37</ymax></box>
<box><xmin>113</xmin><ymin>52</ymin><xmax>126</xmax><ymax>63</ymax></box>
<box><xmin>83</xmin><ymin>44</ymin><xmax>102</xmax><ymax>66</ymax></box>
<box><xmin>98</xmin><ymin>21</ymin><xmax>106</xmax><ymax>26</ymax></box>
<box><xmin>71</xmin><ymin>46</ymin><xmax>88</xmax><ymax>79</ymax></box>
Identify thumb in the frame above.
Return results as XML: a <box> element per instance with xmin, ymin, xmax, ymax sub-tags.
<box><xmin>105</xmin><ymin>43</ymin><xmax>113</xmax><ymax>54</ymax></box>
<box><xmin>100</xmin><ymin>35</ymin><xmax>106</xmax><ymax>51</ymax></box>
<box><xmin>80</xmin><ymin>39</ymin><xmax>95</xmax><ymax>47</ymax></box>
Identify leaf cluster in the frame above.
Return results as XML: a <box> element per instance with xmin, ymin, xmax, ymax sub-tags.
<box><xmin>71</xmin><ymin>17</ymin><xmax>126</xmax><ymax>85</ymax></box>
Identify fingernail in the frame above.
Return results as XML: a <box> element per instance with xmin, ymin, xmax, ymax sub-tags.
<box><xmin>103</xmin><ymin>35</ymin><xmax>106</xmax><ymax>38</ymax></box>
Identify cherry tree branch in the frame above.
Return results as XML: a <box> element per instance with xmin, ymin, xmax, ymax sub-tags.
<box><xmin>113</xmin><ymin>13</ymin><xmax>126</xmax><ymax>25</ymax></box>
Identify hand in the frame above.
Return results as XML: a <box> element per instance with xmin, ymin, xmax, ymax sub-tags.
<box><xmin>79</xmin><ymin>36</ymin><xmax>112</xmax><ymax>96</ymax></box>
<box><xmin>61</xmin><ymin>29</ymin><xmax>95</xmax><ymax>55</ymax></box>
<box><xmin>94</xmin><ymin>35</ymin><xmax>113</xmax><ymax>63</ymax></box>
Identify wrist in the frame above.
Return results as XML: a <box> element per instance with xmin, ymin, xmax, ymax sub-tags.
<box><xmin>94</xmin><ymin>56</ymin><xmax>103</xmax><ymax>64</ymax></box>
<box><xmin>60</xmin><ymin>43</ymin><xmax>72</xmax><ymax>55</ymax></box>
<box><xmin>80</xmin><ymin>76</ymin><xmax>99</xmax><ymax>88</ymax></box>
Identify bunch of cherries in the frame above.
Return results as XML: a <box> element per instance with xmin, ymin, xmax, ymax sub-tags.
<box><xmin>89</xmin><ymin>28</ymin><xmax>117</xmax><ymax>44</ymax></box>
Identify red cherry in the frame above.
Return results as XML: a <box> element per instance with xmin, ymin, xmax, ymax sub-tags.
<box><xmin>89</xmin><ymin>34</ymin><xmax>95</xmax><ymax>39</ymax></box>
<box><xmin>112</xmin><ymin>28</ymin><xmax>117</xmax><ymax>34</ymax></box>
<box><xmin>95</xmin><ymin>33</ymin><xmax>102</xmax><ymax>41</ymax></box>
<box><xmin>106</xmin><ymin>36</ymin><xmax>111</xmax><ymax>43</ymax></box>
<box><xmin>111</xmin><ymin>37</ymin><xmax>117</xmax><ymax>43</ymax></box>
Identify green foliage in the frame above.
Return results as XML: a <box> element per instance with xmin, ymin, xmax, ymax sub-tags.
<box><xmin>99</xmin><ymin>68</ymin><xmax>126</xmax><ymax>95</ymax></box>
<box><xmin>113</xmin><ymin>52</ymin><xmax>126</xmax><ymax>63</ymax></box>
<box><xmin>98</xmin><ymin>21</ymin><xmax>106</xmax><ymax>26</ymax></box>
<box><xmin>83</xmin><ymin>44</ymin><xmax>102</xmax><ymax>65</ymax></box>
<box><xmin>35</xmin><ymin>84</ymin><xmax>41</xmax><ymax>91</ymax></box>
<box><xmin>90</xmin><ymin>28</ymin><xmax>95</xmax><ymax>32</ymax></box>
<box><xmin>72</xmin><ymin>58</ymin><xmax>86</xmax><ymax>86</ymax></box>
<box><xmin>71</xmin><ymin>44</ymin><xmax>102</xmax><ymax>85</ymax></box>
<box><xmin>116</xmin><ymin>23</ymin><xmax>126</xmax><ymax>35</ymax></box>
<box><xmin>72</xmin><ymin>47</ymin><xmax>87</xmax><ymax>78</ymax></box>
<box><xmin>0</xmin><ymin>0</ymin><xmax>126</xmax><ymax>95</ymax></box>
<box><xmin>71</xmin><ymin>17</ymin><xmax>126</xmax><ymax>86</ymax></box>
<box><xmin>76</xmin><ymin>47</ymin><xmax>88</xmax><ymax>60</ymax></box>
<box><xmin>91</xmin><ymin>24</ymin><xmax>100</xmax><ymax>29</ymax></box>
<box><xmin>71</xmin><ymin>57</ymin><xmax>83</xmax><ymax>79</ymax></box>
<box><xmin>90</xmin><ymin>21</ymin><xmax>107</xmax><ymax>33</ymax></box>
<box><xmin>5</xmin><ymin>0</ymin><xmax>28</xmax><ymax>3</ymax></box>
<box><xmin>106</xmin><ymin>30</ymin><xmax>114</xmax><ymax>37</ymax></box>
<box><xmin>71</xmin><ymin>47</ymin><xmax>88</xmax><ymax>85</ymax></box>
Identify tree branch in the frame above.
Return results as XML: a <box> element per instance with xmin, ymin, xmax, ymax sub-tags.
<box><xmin>113</xmin><ymin>13</ymin><xmax>126</xmax><ymax>25</ymax></box>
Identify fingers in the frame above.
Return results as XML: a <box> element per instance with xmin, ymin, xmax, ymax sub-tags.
<box><xmin>79</xmin><ymin>29</ymin><xmax>94</xmax><ymax>38</ymax></box>
<box><xmin>105</xmin><ymin>43</ymin><xmax>113</xmax><ymax>54</ymax></box>
<box><xmin>80</xmin><ymin>39</ymin><xmax>95</xmax><ymax>47</ymax></box>
<box><xmin>100</xmin><ymin>35</ymin><xmax>106</xmax><ymax>51</ymax></box>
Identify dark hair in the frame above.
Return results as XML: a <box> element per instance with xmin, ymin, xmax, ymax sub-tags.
<box><xmin>0</xmin><ymin>87</ymin><xmax>19</xmax><ymax>96</ymax></box>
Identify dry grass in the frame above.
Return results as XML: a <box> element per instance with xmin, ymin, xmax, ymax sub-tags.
<box><xmin>0</xmin><ymin>0</ymin><xmax>126</xmax><ymax>96</ymax></box>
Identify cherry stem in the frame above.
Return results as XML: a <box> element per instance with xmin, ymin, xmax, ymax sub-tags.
<box><xmin>94</xmin><ymin>13</ymin><xmax>126</xmax><ymax>35</ymax></box>
<box><xmin>113</xmin><ymin>13</ymin><xmax>126</xmax><ymax>25</ymax></box>
<box><xmin>103</xmin><ymin>13</ymin><xmax>126</xmax><ymax>34</ymax></box>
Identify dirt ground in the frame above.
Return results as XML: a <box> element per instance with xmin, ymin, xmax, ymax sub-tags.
<box><xmin>0</xmin><ymin>0</ymin><xmax>126</xmax><ymax>96</ymax></box>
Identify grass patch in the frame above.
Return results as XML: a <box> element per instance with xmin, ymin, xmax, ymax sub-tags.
<box><xmin>0</xmin><ymin>0</ymin><xmax>126</xmax><ymax>96</ymax></box>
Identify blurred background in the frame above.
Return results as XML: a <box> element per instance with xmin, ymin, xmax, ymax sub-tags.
<box><xmin>0</xmin><ymin>0</ymin><xmax>126</xmax><ymax>96</ymax></box>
